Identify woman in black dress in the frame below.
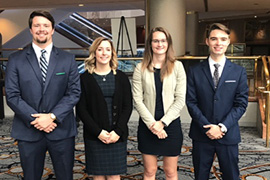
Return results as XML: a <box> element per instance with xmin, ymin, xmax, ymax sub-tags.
<box><xmin>132</xmin><ymin>27</ymin><xmax>186</xmax><ymax>179</ymax></box>
<box><xmin>76</xmin><ymin>37</ymin><xmax>133</xmax><ymax>180</ymax></box>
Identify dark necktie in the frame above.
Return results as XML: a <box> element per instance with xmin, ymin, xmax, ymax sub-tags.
<box><xmin>40</xmin><ymin>49</ymin><xmax>48</xmax><ymax>83</ymax></box>
<box><xmin>213</xmin><ymin>63</ymin><xmax>220</xmax><ymax>88</ymax></box>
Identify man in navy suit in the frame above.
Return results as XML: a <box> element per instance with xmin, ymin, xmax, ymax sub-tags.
<box><xmin>186</xmin><ymin>23</ymin><xmax>249</xmax><ymax>180</ymax></box>
<box><xmin>5</xmin><ymin>10</ymin><xmax>81</xmax><ymax>180</ymax></box>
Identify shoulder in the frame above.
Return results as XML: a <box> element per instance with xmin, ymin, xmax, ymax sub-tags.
<box><xmin>227</xmin><ymin>59</ymin><xmax>246</xmax><ymax>72</ymax></box>
<box><xmin>80</xmin><ymin>72</ymin><xmax>97</xmax><ymax>89</ymax></box>
<box><xmin>190</xmin><ymin>59</ymin><xmax>207</xmax><ymax>70</ymax></box>
<box><xmin>135</xmin><ymin>62</ymin><xmax>142</xmax><ymax>70</ymax></box>
<box><xmin>53</xmin><ymin>47</ymin><xmax>74</xmax><ymax>58</ymax></box>
<box><xmin>174</xmin><ymin>60</ymin><xmax>184</xmax><ymax>70</ymax></box>
<box><xmin>116</xmin><ymin>70</ymin><xmax>129</xmax><ymax>81</ymax></box>
<box><xmin>174</xmin><ymin>60</ymin><xmax>182</xmax><ymax>66</ymax></box>
<box><xmin>227</xmin><ymin>59</ymin><xmax>243</xmax><ymax>68</ymax></box>
<box><xmin>9</xmin><ymin>45</ymin><xmax>30</xmax><ymax>58</ymax></box>
<box><xmin>81</xmin><ymin>71</ymin><xmax>93</xmax><ymax>79</ymax></box>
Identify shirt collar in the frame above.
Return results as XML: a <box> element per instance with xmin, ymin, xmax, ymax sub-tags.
<box><xmin>208</xmin><ymin>56</ymin><xmax>226</xmax><ymax>68</ymax></box>
<box><xmin>32</xmin><ymin>42</ymin><xmax>53</xmax><ymax>55</ymax></box>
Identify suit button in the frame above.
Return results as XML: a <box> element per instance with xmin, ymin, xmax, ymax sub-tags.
<box><xmin>113</xmin><ymin>106</ymin><xmax>117</xmax><ymax>109</ymax></box>
<box><xmin>113</xmin><ymin>113</ymin><xmax>116</xmax><ymax>116</ymax></box>
<box><xmin>113</xmin><ymin>122</ymin><xmax>116</xmax><ymax>125</ymax></box>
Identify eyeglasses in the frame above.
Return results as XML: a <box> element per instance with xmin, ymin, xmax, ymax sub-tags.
<box><xmin>152</xmin><ymin>39</ymin><xmax>167</xmax><ymax>44</ymax></box>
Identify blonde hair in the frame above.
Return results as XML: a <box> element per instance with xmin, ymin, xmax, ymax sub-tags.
<box><xmin>84</xmin><ymin>37</ymin><xmax>118</xmax><ymax>74</ymax></box>
<box><xmin>142</xmin><ymin>27</ymin><xmax>175</xmax><ymax>81</ymax></box>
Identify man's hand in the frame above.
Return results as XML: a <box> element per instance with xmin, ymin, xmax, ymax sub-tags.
<box><xmin>98</xmin><ymin>130</ymin><xmax>110</xmax><ymax>144</ymax></box>
<box><xmin>150</xmin><ymin>121</ymin><xmax>165</xmax><ymax>135</ymax></box>
<box><xmin>43</xmin><ymin>122</ymin><xmax>57</xmax><ymax>133</ymax></box>
<box><xmin>31</xmin><ymin>113</ymin><xmax>54</xmax><ymax>131</ymax></box>
<box><xmin>107</xmin><ymin>131</ymin><xmax>120</xmax><ymax>144</ymax></box>
<box><xmin>204</xmin><ymin>124</ymin><xmax>225</xmax><ymax>140</ymax></box>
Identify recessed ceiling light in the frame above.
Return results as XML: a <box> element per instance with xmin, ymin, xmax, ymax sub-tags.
<box><xmin>78</xmin><ymin>4</ymin><xmax>84</xmax><ymax>7</ymax></box>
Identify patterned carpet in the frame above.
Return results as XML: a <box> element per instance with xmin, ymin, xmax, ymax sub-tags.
<box><xmin>1</xmin><ymin>116</ymin><xmax>270</xmax><ymax>180</ymax></box>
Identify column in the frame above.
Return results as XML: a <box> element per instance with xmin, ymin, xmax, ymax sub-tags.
<box><xmin>186</xmin><ymin>11</ymin><xmax>199</xmax><ymax>55</ymax></box>
<box><xmin>146</xmin><ymin>0</ymin><xmax>186</xmax><ymax>56</ymax></box>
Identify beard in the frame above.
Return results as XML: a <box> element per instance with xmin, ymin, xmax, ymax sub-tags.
<box><xmin>35</xmin><ymin>31</ymin><xmax>49</xmax><ymax>44</ymax></box>
<box><xmin>36</xmin><ymin>38</ymin><xmax>48</xmax><ymax>44</ymax></box>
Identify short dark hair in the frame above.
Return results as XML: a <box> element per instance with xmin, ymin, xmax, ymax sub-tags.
<box><xmin>206</xmin><ymin>23</ymin><xmax>230</xmax><ymax>38</ymax></box>
<box><xmin>28</xmin><ymin>10</ymin><xmax>55</xmax><ymax>29</ymax></box>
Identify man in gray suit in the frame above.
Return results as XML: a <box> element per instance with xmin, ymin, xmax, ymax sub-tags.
<box><xmin>5</xmin><ymin>10</ymin><xmax>81</xmax><ymax>180</ymax></box>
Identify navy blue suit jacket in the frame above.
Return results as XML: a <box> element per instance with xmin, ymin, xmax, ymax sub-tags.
<box><xmin>5</xmin><ymin>45</ymin><xmax>81</xmax><ymax>141</ymax></box>
<box><xmin>186</xmin><ymin>58</ymin><xmax>248</xmax><ymax>145</ymax></box>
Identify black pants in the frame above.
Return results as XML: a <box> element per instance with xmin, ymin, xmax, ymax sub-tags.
<box><xmin>18</xmin><ymin>137</ymin><xmax>75</xmax><ymax>180</ymax></box>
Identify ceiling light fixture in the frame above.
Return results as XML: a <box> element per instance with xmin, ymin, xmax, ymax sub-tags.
<box><xmin>78</xmin><ymin>4</ymin><xmax>84</xmax><ymax>7</ymax></box>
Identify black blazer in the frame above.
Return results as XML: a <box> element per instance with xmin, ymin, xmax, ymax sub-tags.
<box><xmin>76</xmin><ymin>70</ymin><xmax>133</xmax><ymax>141</ymax></box>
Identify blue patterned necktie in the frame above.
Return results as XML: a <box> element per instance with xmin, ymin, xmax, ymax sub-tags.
<box><xmin>213</xmin><ymin>63</ymin><xmax>220</xmax><ymax>88</ymax></box>
<box><xmin>40</xmin><ymin>49</ymin><xmax>48</xmax><ymax>84</ymax></box>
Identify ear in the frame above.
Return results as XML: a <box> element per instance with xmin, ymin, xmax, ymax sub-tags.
<box><xmin>227</xmin><ymin>38</ymin><xmax>230</xmax><ymax>45</ymax></box>
<box><xmin>205</xmin><ymin>38</ymin><xmax>209</xmax><ymax>46</ymax></box>
<box><xmin>30</xmin><ymin>29</ymin><xmax>33</xmax><ymax>36</ymax></box>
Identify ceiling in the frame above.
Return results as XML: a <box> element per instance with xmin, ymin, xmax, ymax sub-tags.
<box><xmin>0</xmin><ymin>0</ymin><xmax>269</xmax><ymax>20</ymax></box>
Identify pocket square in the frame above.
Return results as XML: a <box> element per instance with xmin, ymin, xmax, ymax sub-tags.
<box><xmin>225</xmin><ymin>80</ymin><xmax>236</xmax><ymax>83</ymax></box>
<box><xmin>56</xmin><ymin>72</ymin><xmax>65</xmax><ymax>75</ymax></box>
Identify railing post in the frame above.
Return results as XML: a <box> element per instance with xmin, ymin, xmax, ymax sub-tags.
<box><xmin>254</xmin><ymin>58</ymin><xmax>258</xmax><ymax>95</ymax></box>
<box><xmin>266</xmin><ymin>92</ymin><xmax>270</xmax><ymax>147</ymax></box>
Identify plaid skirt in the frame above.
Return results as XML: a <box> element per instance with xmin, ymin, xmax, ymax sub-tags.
<box><xmin>84</xmin><ymin>139</ymin><xmax>127</xmax><ymax>175</ymax></box>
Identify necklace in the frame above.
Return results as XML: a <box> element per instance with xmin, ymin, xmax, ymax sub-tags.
<box><xmin>102</xmin><ymin>75</ymin><xmax>107</xmax><ymax>81</ymax></box>
<box><xmin>94</xmin><ymin>69</ymin><xmax>111</xmax><ymax>81</ymax></box>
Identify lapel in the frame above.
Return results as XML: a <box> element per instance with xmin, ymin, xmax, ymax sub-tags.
<box><xmin>26</xmin><ymin>45</ymin><xmax>43</xmax><ymax>86</ymax></box>
<box><xmin>144</xmin><ymin>67</ymin><xmax>156</xmax><ymax>94</ymax></box>
<box><xmin>43</xmin><ymin>46</ymin><xmax>58</xmax><ymax>93</ymax></box>
<box><xmin>201</xmin><ymin>59</ymin><xmax>215</xmax><ymax>91</ymax></box>
<box><xmin>216</xmin><ymin>59</ymin><xmax>232</xmax><ymax>89</ymax></box>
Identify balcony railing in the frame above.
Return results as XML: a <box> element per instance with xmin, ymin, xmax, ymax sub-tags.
<box><xmin>1</xmin><ymin>49</ymin><xmax>269</xmax><ymax>146</ymax></box>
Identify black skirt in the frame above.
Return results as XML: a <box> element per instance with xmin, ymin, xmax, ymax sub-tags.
<box><xmin>137</xmin><ymin>117</ymin><xmax>183</xmax><ymax>156</ymax></box>
<box><xmin>84</xmin><ymin>139</ymin><xmax>127</xmax><ymax>175</ymax></box>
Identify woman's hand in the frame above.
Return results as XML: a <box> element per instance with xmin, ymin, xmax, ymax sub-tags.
<box><xmin>156</xmin><ymin>129</ymin><xmax>168</xmax><ymax>139</ymax></box>
<box><xmin>150</xmin><ymin>121</ymin><xmax>165</xmax><ymax>135</ymax></box>
<box><xmin>108</xmin><ymin>131</ymin><xmax>120</xmax><ymax>144</ymax></box>
<box><xmin>98</xmin><ymin>130</ymin><xmax>110</xmax><ymax>144</ymax></box>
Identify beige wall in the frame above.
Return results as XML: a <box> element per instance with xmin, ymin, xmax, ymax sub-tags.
<box><xmin>0</xmin><ymin>9</ymin><xmax>39</xmax><ymax>44</ymax></box>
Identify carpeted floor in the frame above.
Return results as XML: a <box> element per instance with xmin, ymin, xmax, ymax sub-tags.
<box><xmin>1</xmin><ymin>114</ymin><xmax>270</xmax><ymax>180</ymax></box>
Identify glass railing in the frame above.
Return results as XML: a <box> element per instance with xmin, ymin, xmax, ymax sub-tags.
<box><xmin>1</xmin><ymin>51</ymin><xmax>269</xmax><ymax>145</ymax></box>
<box><xmin>0</xmin><ymin>50</ymin><xmax>261</xmax><ymax>99</ymax></box>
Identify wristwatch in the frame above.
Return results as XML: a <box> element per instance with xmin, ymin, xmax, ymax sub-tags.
<box><xmin>50</xmin><ymin>113</ymin><xmax>56</xmax><ymax>121</ymax></box>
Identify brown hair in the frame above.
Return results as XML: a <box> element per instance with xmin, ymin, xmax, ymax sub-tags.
<box><xmin>84</xmin><ymin>37</ymin><xmax>118</xmax><ymax>74</ymax></box>
<box><xmin>206</xmin><ymin>23</ymin><xmax>230</xmax><ymax>38</ymax></box>
<box><xmin>142</xmin><ymin>27</ymin><xmax>175</xmax><ymax>81</ymax></box>
<box><xmin>29</xmin><ymin>10</ymin><xmax>55</xmax><ymax>29</ymax></box>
